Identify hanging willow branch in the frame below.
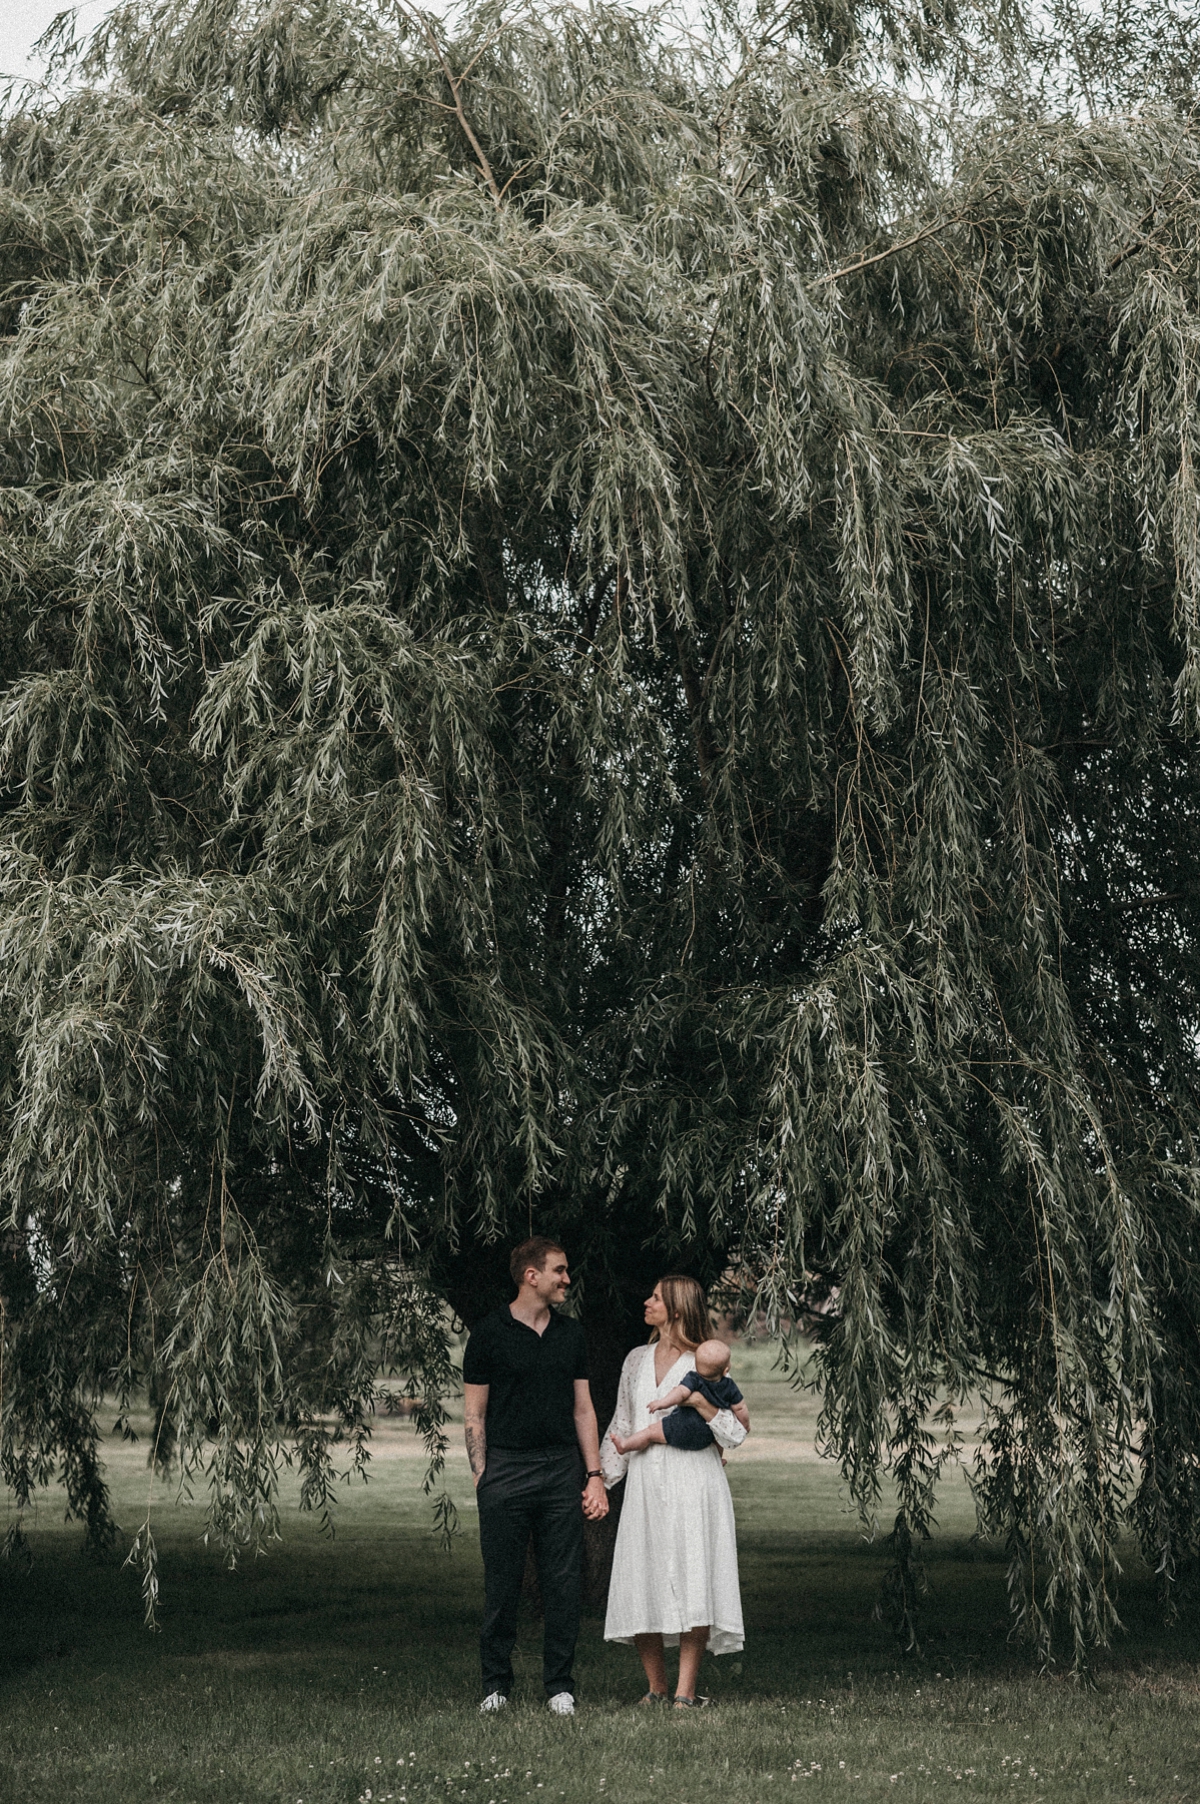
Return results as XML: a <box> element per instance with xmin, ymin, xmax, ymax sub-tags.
<box><xmin>396</xmin><ymin>1</ymin><xmax>505</xmax><ymax>204</ymax></box>
<box><xmin>2</xmin><ymin>0</ymin><xmax>1200</xmax><ymax>1667</ymax></box>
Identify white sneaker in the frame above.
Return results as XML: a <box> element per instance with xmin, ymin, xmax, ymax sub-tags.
<box><xmin>479</xmin><ymin>1692</ymin><xmax>508</xmax><ymax>1713</ymax></box>
<box><xmin>547</xmin><ymin>1692</ymin><xmax>575</xmax><ymax>1716</ymax></box>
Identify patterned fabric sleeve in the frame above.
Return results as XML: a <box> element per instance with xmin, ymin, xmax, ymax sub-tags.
<box><xmin>600</xmin><ymin>1347</ymin><xmax>642</xmax><ymax>1487</ymax></box>
<box><xmin>708</xmin><ymin>1408</ymin><xmax>748</xmax><ymax>1451</ymax></box>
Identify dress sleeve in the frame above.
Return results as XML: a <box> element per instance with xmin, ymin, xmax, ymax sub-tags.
<box><xmin>708</xmin><ymin>1408</ymin><xmax>747</xmax><ymax>1451</ymax></box>
<box><xmin>600</xmin><ymin>1348</ymin><xmax>641</xmax><ymax>1488</ymax></box>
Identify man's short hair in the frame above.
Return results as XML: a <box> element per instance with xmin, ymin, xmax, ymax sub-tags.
<box><xmin>510</xmin><ymin>1236</ymin><xmax>565</xmax><ymax>1288</ymax></box>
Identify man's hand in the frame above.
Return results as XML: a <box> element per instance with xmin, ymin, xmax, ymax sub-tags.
<box><xmin>581</xmin><ymin>1475</ymin><xmax>609</xmax><ymax>1521</ymax></box>
<box><xmin>573</xmin><ymin>1379</ymin><xmax>607</xmax><ymax>1519</ymax></box>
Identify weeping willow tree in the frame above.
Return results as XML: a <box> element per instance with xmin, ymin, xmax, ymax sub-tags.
<box><xmin>3</xmin><ymin>0</ymin><xmax>1200</xmax><ymax>1664</ymax></box>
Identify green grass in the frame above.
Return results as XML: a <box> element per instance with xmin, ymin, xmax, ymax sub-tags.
<box><xmin>3</xmin><ymin>1349</ymin><xmax>1200</xmax><ymax>1803</ymax></box>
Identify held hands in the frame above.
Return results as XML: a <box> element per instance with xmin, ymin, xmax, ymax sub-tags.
<box><xmin>581</xmin><ymin>1475</ymin><xmax>609</xmax><ymax>1521</ymax></box>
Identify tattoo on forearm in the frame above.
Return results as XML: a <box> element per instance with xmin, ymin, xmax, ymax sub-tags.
<box><xmin>465</xmin><ymin>1422</ymin><xmax>486</xmax><ymax>1479</ymax></box>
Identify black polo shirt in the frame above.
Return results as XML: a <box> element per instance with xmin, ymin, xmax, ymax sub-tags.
<box><xmin>461</xmin><ymin>1306</ymin><xmax>589</xmax><ymax>1450</ymax></box>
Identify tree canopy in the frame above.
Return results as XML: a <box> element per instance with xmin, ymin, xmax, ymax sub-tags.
<box><xmin>4</xmin><ymin>0</ymin><xmax>1200</xmax><ymax>1665</ymax></box>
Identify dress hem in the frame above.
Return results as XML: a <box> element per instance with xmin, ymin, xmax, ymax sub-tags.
<box><xmin>604</xmin><ymin>1628</ymin><xmax>744</xmax><ymax>1656</ymax></box>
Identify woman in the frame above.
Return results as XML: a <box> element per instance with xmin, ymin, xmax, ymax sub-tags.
<box><xmin>599</xmin><ymin>1274</ymin><xmax>747</xmax><ymax>1706</ymax></box>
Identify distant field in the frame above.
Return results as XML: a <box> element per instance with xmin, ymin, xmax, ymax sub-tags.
<box><xmin>2</xmin><ymin>1342</ymin><xmax>1199</xmax><ymax>1803</ymax></box>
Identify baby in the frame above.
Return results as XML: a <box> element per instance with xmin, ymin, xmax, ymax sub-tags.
<box><xmin>611</xmin><ymin>1339</ymin><xmax>749</xmax><ymax>1455</ymax></box>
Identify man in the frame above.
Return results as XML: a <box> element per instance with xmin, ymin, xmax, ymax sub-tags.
<box><xmin>462</xmin><ymin>1237</ymin><xmax>609</xmax><ymax>1715</ymax></box>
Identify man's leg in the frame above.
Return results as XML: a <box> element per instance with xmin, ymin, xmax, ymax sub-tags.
<box><xmin>531</xmin><ymin>1451</ymin><xmax>584</xmax><ymax>1700</ymax></box>
<box><xmin>477</xmin><ymin>1452</ymin><xmax>538</xmax><ymax>1699</ymax></box>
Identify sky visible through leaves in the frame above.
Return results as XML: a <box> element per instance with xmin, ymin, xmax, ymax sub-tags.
<box><xmin>0</xmin><ymin>1</ymin><xmax>113</xmax><ymax>77</ymax></box>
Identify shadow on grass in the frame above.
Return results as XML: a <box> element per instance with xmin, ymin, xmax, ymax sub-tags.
<box><xmin>5</xmin><ymin>1429</ymin><xmax>1200</xmax><ymax>1804</ymax></box>
<box><xmin>4</xmin><ymin>1460</ymin><xmax>1200</xmax><ymax>1707</ymax></box>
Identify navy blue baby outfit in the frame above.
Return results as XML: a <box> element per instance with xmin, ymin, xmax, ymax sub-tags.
<box><xmin>660</xmin><ymin>1370</ymin><xmax>744</xmax><ymax>1451</ymax></box>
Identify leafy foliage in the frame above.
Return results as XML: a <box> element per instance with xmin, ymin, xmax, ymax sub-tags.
<box><xmin>3</xmin><ymin>0</ymin><xmax>1200</xmax><ymax>1664</ymax></box>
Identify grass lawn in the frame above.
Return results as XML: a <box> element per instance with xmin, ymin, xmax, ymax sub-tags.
<box><xmin>3</xmin><ymin>1348</ymin><xmax>1200</xmax><ymax>1803</ymax></box>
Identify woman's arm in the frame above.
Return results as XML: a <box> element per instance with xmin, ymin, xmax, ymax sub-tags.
<box><xmin>684</xmin><ymin>1388</ymin><xmax>750</xmax><ymax>1435</ymax></box>
<box><xmin>690</xmin><ymin>1394</ymin><xmax>749</xmax><ymax>1449</ymax></box>
<box><xmin>600</xmin><ymin>1349</ymin><xmax>640</xmax><ymax>1486</ymax></box>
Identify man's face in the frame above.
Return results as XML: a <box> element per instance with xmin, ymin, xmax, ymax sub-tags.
<box><xmin>527</xmin><ymin>1249</ymin><xmax>570</xmax><ymax>1303</ymax></box>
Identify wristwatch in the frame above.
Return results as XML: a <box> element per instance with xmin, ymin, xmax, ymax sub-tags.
<box><xmin>586</xmin><ymin>1469</ymin><xmax>602</xmax><ymax>1478</ymax></box>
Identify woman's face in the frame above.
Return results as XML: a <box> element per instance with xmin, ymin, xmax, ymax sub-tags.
<box><xmin>643</xmin><ymin>1283</ymin><xmax>670</xmax><ymax>1330</ymax></box>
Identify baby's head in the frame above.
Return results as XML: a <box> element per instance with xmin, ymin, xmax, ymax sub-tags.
<box><xmin>693</xmin><ymin>1338</ymin><xmax>731</xmax><ymax>1379</ymax></box>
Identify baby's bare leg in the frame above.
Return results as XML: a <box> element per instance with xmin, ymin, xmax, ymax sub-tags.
<box><xmin>611</xmin><ymin>1421</ymin><xmax>668</xmax><ymax>1455</ymax></box>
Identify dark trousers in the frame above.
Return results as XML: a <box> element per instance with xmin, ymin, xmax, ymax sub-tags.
<box><xmin>661</xmin><ymin>1406</ymin><xmax>716</xmax><ymax>1450</ymax></box>
<box><xmin>476</xmin><ymin>1446</ymin><xmax>583</xmax><ymax>1699</ymax></box>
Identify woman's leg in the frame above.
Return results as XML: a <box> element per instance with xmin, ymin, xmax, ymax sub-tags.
<box><xmin>674</xmin><ymin>1626</ymin><xmax>709</xmax><ymax>1702</ymax></box>
<box><xmin>634</xmin><ymin>1632</ymin><xmax>669</xmax><ymax>1696</ymax></box>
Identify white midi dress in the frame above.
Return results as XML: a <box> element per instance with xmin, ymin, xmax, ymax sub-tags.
<box><xmin>600</xmin><ymin>1344</ymin><xmax>746</xmax><ymax>1656</ymax></box>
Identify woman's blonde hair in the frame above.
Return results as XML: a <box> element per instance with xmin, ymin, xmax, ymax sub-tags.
<box><xmin>649</xmin><ymin>1273</ymin><xmax>711</xmax><ymax>1351</ymax></box>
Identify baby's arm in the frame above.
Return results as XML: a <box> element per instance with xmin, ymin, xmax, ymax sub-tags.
<box><xmin>647</xmin><ymin>1382</ymin><xmax>692</xmax><ymax>1414</ymax></box>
